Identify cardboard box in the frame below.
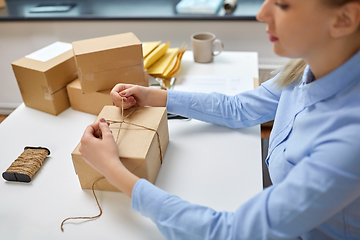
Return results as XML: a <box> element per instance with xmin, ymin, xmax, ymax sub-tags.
<box><xmin>72</xmin><ymin>106</ymin><xmax>169</xmax><ymax>191</ymax></box>
<box><xmin>12</xmin><ymin>43</ymin><xmax>77</xmax><ymax>115</ymax></box>
<box><xmin>72</xmin><ymin>32</ymin><xmax>146</xmax><ymax>93</ymax></box>
<box><xmin>67</xmin><ymin>79</ymin><xmax>113</xmax><ymax>115</ymax></box>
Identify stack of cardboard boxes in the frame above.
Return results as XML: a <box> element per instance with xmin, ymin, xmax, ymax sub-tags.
<box><xmin>67</xmin><ymin>32</ymin><xmax>148</xmax><ymax>115</ymax></box>
<box><xmin>12</xmin><ymin>32</ymin><xmax>148</xmax><ymax>116</ymax></box>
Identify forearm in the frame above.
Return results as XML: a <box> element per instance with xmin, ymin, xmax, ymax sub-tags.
<box><xmin>105</xmin><ymin>162</ymin><xmax>140</xmax><ymax>198</ymax></box>
<box><xmin>146</xmin><ymin>87</ymin><xmax>168</xmax><ymax>107</ymax></box>
<box><xmin>166</xmin><ymin>87</ymin><xmax>279</xmax><ymax>128</ymax></box>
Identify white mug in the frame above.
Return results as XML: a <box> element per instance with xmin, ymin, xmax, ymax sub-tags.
<box><xmin>191</xmin><ymin>32</ymin><xmax>224</xmax><ymax>63</ymax></box>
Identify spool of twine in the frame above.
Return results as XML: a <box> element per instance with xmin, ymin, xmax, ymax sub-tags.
<box><xmin>2</xmin><ymin>146</ymin><xmax>50</xmax><ymax>183</ymax></box>
<box><xmin>61</xmin><ymin>98</ymin><xmax>163</xmax><ymax>231</ymax></box>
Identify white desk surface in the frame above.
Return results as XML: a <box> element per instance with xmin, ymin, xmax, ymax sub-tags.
<box><xmin>0</xmin><ymin>51</ymin><xmax>262</xmax><ymax>239</ymax></box>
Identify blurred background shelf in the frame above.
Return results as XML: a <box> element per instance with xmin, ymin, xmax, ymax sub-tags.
<box><xmin>0</xmin><ymin>0</ymin><xmax>264</xmax><ymax>21</ymax></box>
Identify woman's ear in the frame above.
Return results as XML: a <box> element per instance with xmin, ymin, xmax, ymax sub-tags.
<box><xmin>330</xmin><ymin>2</ymin><xmax>360</xmax><ymax>38</ymax></box>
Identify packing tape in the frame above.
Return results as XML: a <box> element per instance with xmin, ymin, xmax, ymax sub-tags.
<box><xmin>83</xmin><ymin>65</ymin><xmax>146</xmax><ymax>84</ymax></box>
<box><xmin>42</xmin><ymin>86</ymin><xmax>53</xmax><ymax>100</ymax></box>
<box><xmin>84</xmin><ymin>73</ymin><xmax>95</xmax><ymax>82</ymax></box>
<box><xmin>81</xmin><ymin>63</ymin><xmax>144</xmax><ymax>75</ymax></box>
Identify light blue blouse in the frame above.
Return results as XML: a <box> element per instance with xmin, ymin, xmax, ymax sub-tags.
<box><xmin>132</xmin><ymin>50</ymin><xmax>360</xmax><ymax>240</ymax></box>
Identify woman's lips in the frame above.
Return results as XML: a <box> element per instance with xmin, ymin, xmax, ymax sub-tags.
<box><xmin>269</xmin><ymin>35</ymin><xmax>279</xmax><ymax>42</ymax></box>
<box><xmin>267</xmin><ymin>31</ymin><xmax>279</xmax><ymax>42</ymax></box>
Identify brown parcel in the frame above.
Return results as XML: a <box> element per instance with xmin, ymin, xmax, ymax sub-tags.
<box><xmin>67</xmin><ymin>73</ymin><xmax>149</xmax><ymax>115</ymax></box>
<box><xmin>72</xmin><ymin>105</ymin><xmax>169</xmax><ymax>191</ymax></box>
<box><xmin>72</xmin><ymin>32</ymin><xmax>146</xmax><ymax>93</ymax></box>
<box><xmin>12</xmin><ymin>49</ymin><xmax>77</xmax><ymax>116</ymax></box>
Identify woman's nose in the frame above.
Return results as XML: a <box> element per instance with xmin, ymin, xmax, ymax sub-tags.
<box><xmin>256</xmin><ymin>0</ymin><xmax>273</xmax><ymax>23</ymax></box>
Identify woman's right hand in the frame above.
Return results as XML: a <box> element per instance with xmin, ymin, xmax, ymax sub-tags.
<box><xmin>111</xmin><ymin>84</ymin><xmax>149</xmax><ymax>109</ymax></box>
<box><xmin>110</xmin><ymin>84</ymin><xmax>168</xmax><ymax>109</ymax></box>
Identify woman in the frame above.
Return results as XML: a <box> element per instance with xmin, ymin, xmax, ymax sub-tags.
<box><xmin>79</xmin><ymin>0</ymin><xmax>360</xmax><ymax>239</ymax></box>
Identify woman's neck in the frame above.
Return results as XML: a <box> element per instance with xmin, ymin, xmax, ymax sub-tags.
<box><xmin>306</xmin><ymin>34</ymin><xmax>360</xmax><ymax>80</ymax></box>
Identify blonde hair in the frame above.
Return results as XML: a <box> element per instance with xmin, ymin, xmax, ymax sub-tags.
<box><xmin>272</xmin><ymin>59</ymin><xmax>307</xmax><ymax>88</ymax></box>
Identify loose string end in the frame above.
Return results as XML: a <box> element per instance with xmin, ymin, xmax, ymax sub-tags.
<box><xmin>60</xmin><ymin>177</ymin><xmax>104</xmax><ymax>232</ymax></box>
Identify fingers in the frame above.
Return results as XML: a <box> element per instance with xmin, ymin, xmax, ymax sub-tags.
<box><xmin>113</xmin><ymin>96</ymin><xmax>137</xmax><ymax>108</ymax></box>
<box><xmin>80</xmin><ymin>125</ymin><xmax>98</xmax><ymax>151</ymax></box>
<box><xmin>119</xmin><ymin>85</ymin><xmax>139</xmax><ymax>98</ymax></box>
<box><xmin>111</xmin><ymin>83</ymin><xmax>128</xmax><ymax>94</ymax></box>
<box><xmin>99</xmin><ymin>118</ymin><xmax>113</xmax><ymax>139</ymax></box>
<box><xmin>111</xmin><ymin>84</ymin><xmax>135</xmax><ymax>96</ymax></box>
<box><xmin>112</xmin><ymin>84</ymin><xmax>142</xmax><ymax>98</ymax></box>
<box><xmin>82</xmin><ymin>124</ymin><xmax>96</xmax><ymax>139</ymax></box>
<box><xmin>111</xmin><ymin>84</ymin><xmax>139</xmax><ymax>109</ymax></box>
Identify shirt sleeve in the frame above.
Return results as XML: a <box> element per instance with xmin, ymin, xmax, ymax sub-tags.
<box><xmin>166</xmin><ymin>78</ymin><xmax>281</xmax><ymax>129</ymax></box>
<box><xmin>131</xmin><ymin>124</ymin><xmax>360</xmax><ymax>240</ymax></box>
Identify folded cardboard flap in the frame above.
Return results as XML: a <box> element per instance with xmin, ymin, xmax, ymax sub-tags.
<box><xmin>72</xmin><ymin>106</ymin><xmax>169</xmax><ymax>191</ymax></box>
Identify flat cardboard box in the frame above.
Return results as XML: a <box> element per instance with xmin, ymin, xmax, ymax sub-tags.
<box><xmin>67</xmin><ymin>79</ymin><xmax>113</xmax><ymax>116</ymax></box>
<box><xmin>72</xmin><ymin>32</ymin><xmax>146</xmax><ymax>93</ymax></box>
<box><xmin>12</xmin><ymin>48</ymin><xmax>77</xmax><ymax>115</ymax></box>
<box><xmin>67</xmin><ymin>72</ymin><xmax>149</xmax><ymax>115</ymax></box>
<box><xmin>72</xmin><ymin>106</ymin><xmax>169</xmax><ymax>191</ymax></box>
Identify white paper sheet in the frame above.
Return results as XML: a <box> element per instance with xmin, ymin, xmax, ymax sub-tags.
<box><xmin>25</xmin><ymin>42</ymin><xmax>73</xmax><ymax>62</ymax></box>
<box><xmin>174</xmin><ymin>75</ymin><xmax>255</xmax><ymax>95</ymax></box>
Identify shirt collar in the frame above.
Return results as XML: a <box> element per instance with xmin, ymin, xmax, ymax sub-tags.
<box><xmin>301</xmin><ymin>49</ymin><xmax>360</xmax><ymax>107</ymax></box>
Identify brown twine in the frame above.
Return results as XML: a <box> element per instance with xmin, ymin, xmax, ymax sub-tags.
<box><xmin>4</xmin><ymin>148</ymin><xmax>48</xmax><ymax>179</ymax></box>
<box><xmin>60</xmin><ymin>177</ymin><xmax>105</xmax><ymax>232</ymax></box>
<box><xmin>61</xmin><ymin>98</ymin><xmax>163</xmax><ymax>231</ymax></box>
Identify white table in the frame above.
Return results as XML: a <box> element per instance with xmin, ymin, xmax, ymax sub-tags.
<box><xmin>0</xmin><ymin>51</ymin><xmax>262</xmax><ymax>239</ymax></box>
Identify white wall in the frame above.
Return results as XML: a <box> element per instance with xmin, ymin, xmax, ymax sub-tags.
<box><xmin>0</xmin><ymin>20</ymin><xmax>278</xmax><ymax>114</ymax></box>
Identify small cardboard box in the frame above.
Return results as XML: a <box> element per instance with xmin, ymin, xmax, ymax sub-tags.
<box><xmin>72</xmin><ymin>32</ymin><xmax>146</xmax><ymax>93</ymax></box>
<box><xmin>67</xmin><ymin>71</ymin><xmax>149</xmax><ymax>115</ymax></box>
<box><xmin>72</xmin><ymin>105</ymin><xmax>169</xmax><ymax>191</ymax></box>
<box><xmin>12</xmin><ymin>43</ymin><xmax>77</xmax><ymax>115</ymax></box>
<box><xmin>67</xmin><ymin>79</ymin><xmax>113</xmax><ymax>115</ymax></box>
